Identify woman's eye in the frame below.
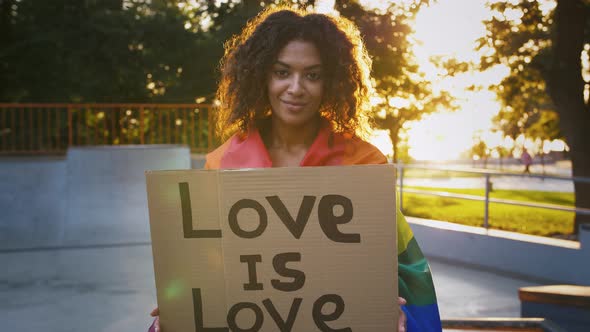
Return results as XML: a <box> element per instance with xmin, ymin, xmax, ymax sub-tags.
<box><xmin>274</xmin><ymin>70</ymin><xmax>289</xmax><ymax>77</ymax></box>
<box><xmin>307</xmin><ymin>72</ymin><xmax>321</xmax><ymax>81</ymax></box>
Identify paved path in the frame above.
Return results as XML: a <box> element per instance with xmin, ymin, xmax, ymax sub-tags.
<box><xmin>0</xmin><ymin>243</ymin><xmax>539</xmax><ymax>332</ymax></box>
<box><xmin>430</xmin><ymin>259</ymin><xmax>538</xmax><ymax>319</ymax></box>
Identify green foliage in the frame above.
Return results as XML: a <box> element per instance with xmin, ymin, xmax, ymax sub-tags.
<box><xmin>0</xmin><ymin>0</ymin><xmax>311</xmax><ymax>150</ymax></box>
<box><xmin>395</xmin><ymin>140</ymin><xmax>413</xmax><ymax>164</ymax></box>
<box><xmin>495</xmin><ymin>145</ymin><xmax>510</xmax><ymax>158</ymax></box>
<box><xmin>429</xmin><ymin>55</ymin><xmax>473</xmax><ymax>77</ymax></box>
<box><xmin>1</xmin><ymin>0</ymin><xmax>199</xmax><ymax>102</ymax></box>
<box><xmin>477</xmin><ymin>0</ymin><xmax>590</xmax><ymax>231</ymax></box>
<box><xmin>470</xmin><ymin>139</ymin><xmax>489</xmax><ymax>167</ymax></box>
<box><xmin>0</xmin><ymin>0</ymin><xmax>319</xmax><ymax>103</ymax></box>
<box><xmin>2</xmin><ymin>0</ymin><xmax>458</xmax><ymax>160</ymax></box>
<box><xmin>478</xmin><ymin>1</ymin><xmax>560</xmax><ymax>142</ymax></box>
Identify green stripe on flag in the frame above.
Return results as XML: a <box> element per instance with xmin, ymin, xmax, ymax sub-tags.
<box><xmin>398</xmin><ymin>237</ymin><xmax>438</xmax><ymax>306</ymax></box>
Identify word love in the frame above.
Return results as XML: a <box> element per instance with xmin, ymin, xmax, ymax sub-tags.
<box><xmin>191</xmin><ymin>250</ymin><xmax>351</xmax><ymax>331</ymax></box>
<box><xmin>192</xmin><ymin>289</ymin><xmax>350</xmax><ymax>332</ymax></box>
<box><xmin>179</xmin><ymin>182</ymin><xmax>361</xmax><ymax>243</ymax></box>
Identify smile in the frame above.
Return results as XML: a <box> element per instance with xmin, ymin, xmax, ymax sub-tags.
<box><xmin>281</xmin><ymin>100</ymin><xmax>307</xmax><ymax>107</ymax></box>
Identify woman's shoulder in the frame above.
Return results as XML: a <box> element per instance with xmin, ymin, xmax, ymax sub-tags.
<box><xmin>204</xmin><ymin>135</ymin><xmax>237</xmax><ymax>169</ymax></box>
<box><xmin>342</xmin><ymin>135</ymin><xmax>388</xmax><ymax>165</ymax></box>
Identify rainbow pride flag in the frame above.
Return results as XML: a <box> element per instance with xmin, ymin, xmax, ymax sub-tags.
<box><xmin>206</xmin><ymin>122</ymin><xmax>442</xmax><ymax>331</ymax></box>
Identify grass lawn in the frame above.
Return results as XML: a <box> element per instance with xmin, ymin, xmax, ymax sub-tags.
<box><xmin>401</xmin><ymin>186</ymin><xmax>575</xmax><ymax>237</ymax></box>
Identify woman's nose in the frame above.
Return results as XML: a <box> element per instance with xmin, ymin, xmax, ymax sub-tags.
<box><xmin>287</xmin><ymin>75</ymin><xmax>304</xmax><ymax>95</ymax></box>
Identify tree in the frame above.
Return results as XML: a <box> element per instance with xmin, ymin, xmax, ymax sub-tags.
<box><xmin>494</xmin><ymin>145</ymin><xmax>510</xmax><ymax>170</ymax></box>
<box><xmin>0</xmin><ymin>0</ymin><xmax>213</xmax><ymax>148</ymax></box>
<box><xmin>0</xmin><ymin>0</ymin><xmax>16</xmax><ymax>98</ymax></box>
<box><xmin>471</xmin><ymin>139</ymin><xmax>489</xmax><ymax>168</ymax></box>
<box><xmin>335</xmin><ymin>0</ymin><xmax>455</xmax><ymax>163</ymax></box>
<box><xmin>0</xmin><ymin>0</ymin><xmax>202</xmax><ymax>102</ymax></box>
<box><xmin>478</xmin><ymin>0</ymin><xmax>590</xmax><ymax>234</ymax></box>
<box><xmin>396</xmin><ymin>139</ymin><xmax>414</xmax><ymax>164</ymax></box>
<box><xmin>3</xmin><ymin>0</ymin><xmax>455</xmax><ymax>158</ymax></box>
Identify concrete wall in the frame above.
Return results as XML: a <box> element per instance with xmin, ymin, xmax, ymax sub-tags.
<box><xmin>0</xmin><ymin>145</ymin><xmax>190</xmax><ymax>250</ymax></box>
<box><xmin>0</xmin><ymin>156</ymin><xmax>67</xmax><ymax>249</ymax></box>
<box><xmin>191</xmin><ymin>154</ymin><xmax>206</xmax><ymax>169</ymax></box>
<box><xmin>64</xmin><ymin>146</ymin><xmax>191</xmax><ymax>246</ymax></box>
<box><xmin>409</xmin><ymin>217</ymin><xmax>590</xmax><ymax>285</ymax></box>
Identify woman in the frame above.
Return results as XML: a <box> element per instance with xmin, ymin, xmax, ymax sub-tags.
<box><xmin>150</xmin><ymin>6</ymin><xmax>441</xmax><ymax>332</ymax></box>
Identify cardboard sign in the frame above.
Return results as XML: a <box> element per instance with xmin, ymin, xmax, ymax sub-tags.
<box><xmin>146</xmin><ymin>165</ymin><xmax>398</xmax><ymax>331</ymax></box>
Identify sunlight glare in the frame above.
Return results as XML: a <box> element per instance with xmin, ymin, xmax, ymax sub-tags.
<box><xmin>408</xmin><ymin>0</ymin><xmax>510</xmax><ymax>161</ymax></box>
<box><xmin>407</xmin><ymin>89</ymin><xmax>504</xmax><ymax>161</ymax></box>
<box><xmin>413</xmin><ymin>0</ymin><xmax>488</xmax><ymax>63</ymax></box>
<box><xmin>369</xmin><ymin>130</ymin><xmax>394</xmax><ymax>159</ymax></box>
<box><xmin>546</xmin><ymin>139</ymin><xmax>567</xmax><ymax>153</ymax></box>
<box><xmin>316</xmin><ymin>0</ymin><xmax>336</xmax><ymax>14</ymax></box>
<box><xmin>406</xmin><ymin>112</ymin><xmax>470</xmax><ymax>161</ymax></box>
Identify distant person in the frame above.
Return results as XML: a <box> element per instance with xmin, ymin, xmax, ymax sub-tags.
<box><xmin>521</xmin><ymin>148</ymin><xmax>532</xmax><ymax>174</ymax></box>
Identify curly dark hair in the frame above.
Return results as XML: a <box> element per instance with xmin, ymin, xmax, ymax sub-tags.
<box><xmin>215</xmin><ymin>5</ymin><xmax>373</xmax><ymax>138</ymax></box>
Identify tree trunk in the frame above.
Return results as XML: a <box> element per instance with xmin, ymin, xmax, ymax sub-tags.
<box><xmin>389</xmin><ymin>127</ymin><xmax>400</xmax><ymax>164</ymax></box>
<box><xmin>569</xmin><ymin>126</ymin><xmax>590</xmax><ymax>233</ymax></box>
<box><xmin>547</xmin><ymin>0</ymin><xmax>590</xmax><ymax>234</ymax></box>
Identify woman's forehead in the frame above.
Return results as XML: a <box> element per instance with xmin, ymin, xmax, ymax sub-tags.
<box><xmin>275</xmin><ymin>40</ymin><xmax>322</xmax><ymax>67</ymax></box>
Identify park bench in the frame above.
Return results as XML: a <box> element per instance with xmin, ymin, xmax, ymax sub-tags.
<box><xmin>519</xmin><ymin>284</ymin><xmax>590</xmax><ymax>332</ymax></box>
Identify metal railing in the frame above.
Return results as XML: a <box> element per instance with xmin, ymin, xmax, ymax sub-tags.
<box><xmin>395</xmin><ymin>164</ymin><xmax>590</xmax><ymax>230</ymax></box>
<box><xmin>0</xmin><ymin>103</ymin><xmax>217</xmax><ymax>154</ymax></box>
<box><xmin>2</xmin><ymin>104</ymin><xmax>588</xmax><ymax>233</ymax></box>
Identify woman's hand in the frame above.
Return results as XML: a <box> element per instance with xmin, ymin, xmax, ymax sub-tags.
<box><xmin>398</xmin><ymin>297</ymin><xmax>407</xmax><ymax>332</ymax></box>
<box><xmin>149</xmin><ymin>307</ymin><xmax>160</xmax><ymax>332</ymax></box>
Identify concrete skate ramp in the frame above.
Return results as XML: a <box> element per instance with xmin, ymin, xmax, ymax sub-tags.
<box><xmin>0</xmin><ymin>156</ymin><xmax>67</xmax><ymax>250</ymax></box>
<box><xmin>0</xmin><ymin>145</ymin><xmax>190</xmax><ymax>250</ymax></box>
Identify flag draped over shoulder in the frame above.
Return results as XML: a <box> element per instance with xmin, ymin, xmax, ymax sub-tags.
<box><xmin>205</xmin><ymin>123</ymin><xmax>442</xmax><ymax>332</ymax></box>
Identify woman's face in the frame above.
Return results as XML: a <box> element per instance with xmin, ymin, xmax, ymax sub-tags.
<box><xmin>267</xmin><ymin>39</ymin><xmax>324</xmax><ymax>129</ymax></box>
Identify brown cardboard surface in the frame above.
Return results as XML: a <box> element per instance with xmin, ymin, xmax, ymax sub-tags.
<box><xmin>146</xmin><ymin>165</ymin><xmax>398</xmax><ymax>331</ymax></box>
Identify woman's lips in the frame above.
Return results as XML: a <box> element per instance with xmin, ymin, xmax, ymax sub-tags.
<box><xmin>282</xmin><ymin>100</ymin><xmax>306</xmax><ymax>112</ymax></box>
